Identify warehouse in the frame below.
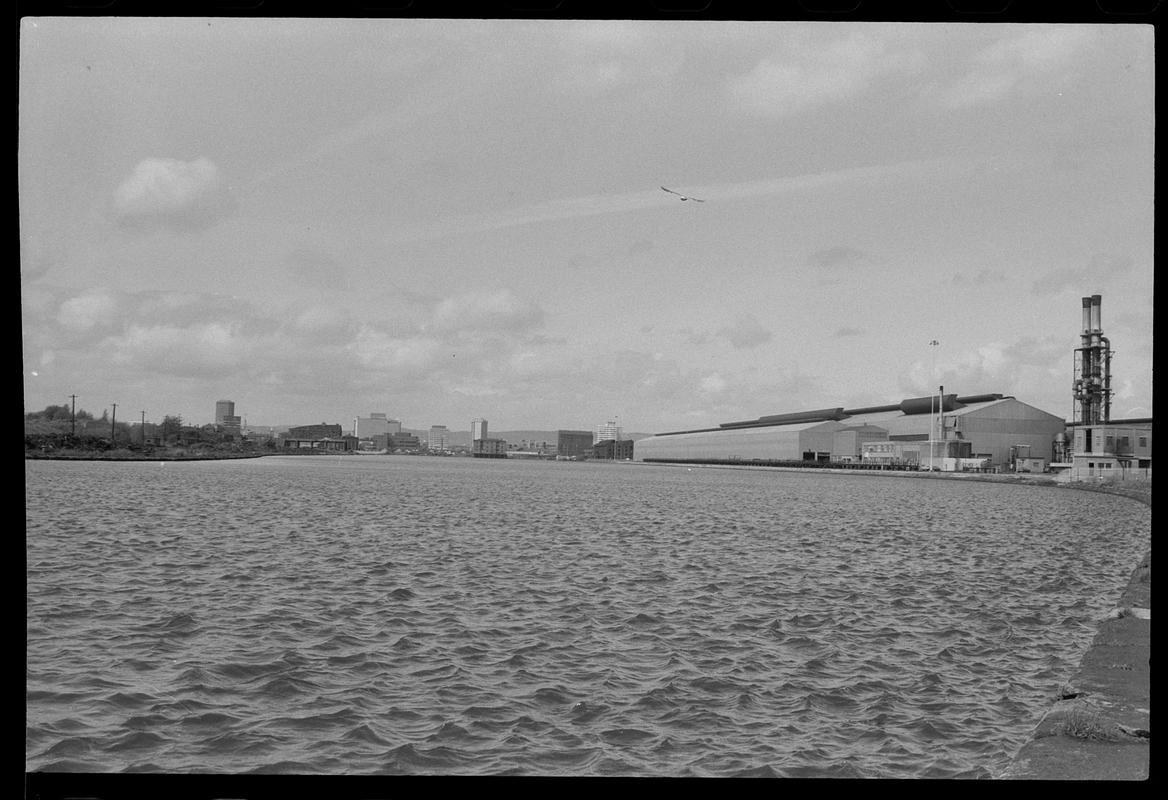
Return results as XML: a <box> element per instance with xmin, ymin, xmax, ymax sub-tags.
<box><xmin>635</xmin><ymin>393</ymin><xmax>1068</xmax><ymax>472</ymax></box>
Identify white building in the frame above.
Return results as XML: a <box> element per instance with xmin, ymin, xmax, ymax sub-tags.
<box><xmin>354</xmin><ymin>412</ymin><xmax>402</xmax><ymax>439</ymax></box>
<box><xmin>595</xmin><ymin>420</ymin><xmax>622</xmax><ymax>444</ymax></box>
<box><xmin>428</xmin><ymin>425</ymin><xmax>450</xmax><ymax>451</ymax></box>
<box><xmin>471</xmin><ymin>418</ymin><xmax>488</xmax><ymax>441</ymax></box>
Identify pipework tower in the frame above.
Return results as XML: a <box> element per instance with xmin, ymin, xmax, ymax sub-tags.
<box><xmin>1072</xmin><ymin>294</ymin><xmax>1112</xmax><ymax>426</ymax></box>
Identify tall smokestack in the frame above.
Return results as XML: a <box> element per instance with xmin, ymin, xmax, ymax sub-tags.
<box><xmin>1073</xmin><ymin>294</ymin><xmax>1111</xmax><ymax>426</ymax></box>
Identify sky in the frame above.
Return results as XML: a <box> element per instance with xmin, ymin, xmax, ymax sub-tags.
<box><xmin>19</xmin><ymin>18</ymin><xmax>1154</xmax><ymax>434</ymax></box>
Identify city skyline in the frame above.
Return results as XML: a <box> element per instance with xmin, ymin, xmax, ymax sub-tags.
<box><xmin>20</xmin><ymin>20</ymin><xmax>1154</xmax><ymax>434</ymax></box>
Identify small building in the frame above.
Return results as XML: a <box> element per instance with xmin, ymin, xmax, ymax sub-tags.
<box><xmin>286</xmin><ymin>423</ymin><xmax>343</xmax><ymax>440</ymax></box>
<box><xmin>1069</xmin><ymin>421</ymin><xmax>1153</xmax><ymax>480</ymax></box>
<box><xmin>280</xmin><ymin>423</ymin><xmax>356</xmax><ymax>452</ymax></box>
<box><xmin>281</xmin><ymin>434</ymin><xmax>358</xmax><ymax>452</ymax></box>
<box><xmin>472</xmin><ymin>437</ymin><xmax>508</xmax><ymax>458</ymax></box>
<box><xmin>861</xmin><ymin>441</ymin><xmax>920</xmax><ymax>467</ymax></box>
<box><xmin>593</xmin><ymin>438</ymin><xmax>634</xmax><ymax>460</ymax></box>
<box><xmin>388</xmin><ymin>432</ymin><xmax>421</xmax><ymax>452</ymax></box>
<box><xmin>1014</xmin><ymin>456</ymin><xmax>1048</xmax><ymax>474</ymax></box>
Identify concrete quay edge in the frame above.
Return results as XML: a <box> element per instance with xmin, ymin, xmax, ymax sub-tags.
<box><xmin>998</xmin><ymin>482</ymin><xmax>1151</xmax><ymax>781</ymax></box>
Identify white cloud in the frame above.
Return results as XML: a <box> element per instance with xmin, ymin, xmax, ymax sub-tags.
<box><xmin>430</xmin><ymin>289</ymin><xmax>544</xmax><ymax>335</ymax></box>
<box><xmin>728</xmin><ymin>30</ymin><xmax>924</xmax><ymax>118</ymax></box>
<box><xmin>937</xmin><ymin>26</ymin><xmax>1098</xmax><ymax>109</ymax></box>
<box><xmin>808</xmin><ymin>245</ymin><xmax>867</xmax><ymax>271</ymax></box>
<box><xmin>285</xmin><ymin>247</ymin><xmax>351</xmax><ymax>291</ymax></box>
<box><xmin>1030</xmin><ymin>255</ymin><xmax>1132</xmax><ymax>297</ymax></box>
<box><xmin>112</xmin><ymin>157</ymin><xmax>233</xmax><ymax>230</ymax></box>
<box><xmin>547</xmin><ymin>21</ymin><xmax>681</xmax><ymax>96</ymax></box>
<box><xmin>57</xmin><ymin>289</ymin><xmax>118</xmax><ymax>331</ymax></box>
<box><xmin>700</xmin><ymin>373</ymin><xmax>727</xmax><ymax>394</ymax></box>
<box><xmin>718</xmin><ymin>314</ymin><xmax>773</xmax><ymax>349</ymax></box>
<box><xmin>106</xmin><ymin>322</ymin><xmax>245</xmax><ymax>374</ymax></box>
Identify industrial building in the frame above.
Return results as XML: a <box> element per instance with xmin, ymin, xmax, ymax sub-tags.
<box><xmin>634</xmin><ymin>393</ymin><xmax>1066</xmax><ymax>472</ymax></box>
<box><xmin>1065</xmin><ymin>295</ymin><xmax>1153</xmax><ymax>480</ymax></box>
<box><xmin>635</xmin><ymin>295</ymin><xmax>1151</xmax><ymax>478</ymax></box>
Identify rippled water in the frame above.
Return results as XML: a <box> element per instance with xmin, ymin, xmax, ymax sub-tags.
<box><xmin>25</xmin><ymin>456</ymin><xmax>1150</xmax><ymax>777</ymax></box>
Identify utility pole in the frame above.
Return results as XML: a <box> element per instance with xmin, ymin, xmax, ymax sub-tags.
<box><xmin>69</xmin><ymin>394</ymin><xmax>77</xmax><ymax>436</ymax></box>
<box><xmin>928</xmin><ymin>341</ymin><xmax>939</xmax><ymax>471</ymax></box>
<box><xmin>937</xmin><ymin>384</ymin><xmax>945</xmax><ymax>469</ymax></box>
<box><xmin>111</xmin><ymin>403</ymin><xmax>117</xmax><ymax>444</ymax></box>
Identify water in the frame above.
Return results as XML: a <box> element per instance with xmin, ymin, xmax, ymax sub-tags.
<box><xmin>25</xmin><ymin>456</ymin><xmax>1150</xmax><ymax>777</ymax></box>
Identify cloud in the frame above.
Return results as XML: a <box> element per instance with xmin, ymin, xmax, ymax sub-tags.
<box><xmin>949</xmin><ymin>268</ymin><xmax>1009</xmax><ymax>288</ymax></box>
<box><xmin>834</xmin><ymin>326</ymin><xmax>865</xmax><ymax>338</ymax></box>
<box><xmin>430</xmin><ymin>289</ymin><xmax>545</xmax><ymax>336</ymax></box>
<box><xmin>57</xmin><ymin>289</ymin><xmax>118</xmax><ymax>331</ymax></box>
<box><xmin>717</xmin><ymin>314</ymin><xmax>773</xmax><ymax>349</ymax></box>
<box><xmin>728</xmin><ymin>30</ymin><xmax>924</xmax><ymax>118</ymax></box>
<box><xmin>285</xmin><ymin>247</ymin><xmax>351</xmax><ymax>291</ymax></box>
<box><xmin>627</xmin><ymin>238</ymin><xmax>654</xmax><ymax>257</ymax></box>
<box><xmin>112</xmin><ymin>157</ymin><xmax>234</xmax><ymax>231</ymax></box>
<box><xmin>547</xmin><ymin>21</ymin><xmax>682</xmax><ymax>96</ymax></box>
<box><xmin>808</xmin><ymin>245</ymin><xmax>866</xmax><ymax>271</ymax></box>
<box><xmin>1030</xmin><ymin>254</ymin><xmax>1133</xmax><ymax>296</ymax></box>
<box><xmin>293</xmin><ymin>306</ymin><xmax>356</xmax><ymax>338</ymax></box>
<box><xmin>699</xmin><ymin>373</ymin><xmax>727</xmax><ymax>394</ymax></box>
<box><xmin>105</xmin><ymin>321</ymin><xmax>246</xmax><ymax>376</ymax></box>
<box><xmin>682</xmin><ymin>328</ymin><xmax>713</xmax><ymax>346</ymax></box>
<box><xmin>937</xmin><ymin>26</ymin><xmax>1098</xmax><ymax>109</ymax></box>
<box><xmin>347</xmin><ymin>326</ymin><xmax>444</xmax><ymax>371</ymax></box>
<box><xmin>898</xmin><ymin>336</ymin><xmax>1071</xmax><ymax>413</ymax></box>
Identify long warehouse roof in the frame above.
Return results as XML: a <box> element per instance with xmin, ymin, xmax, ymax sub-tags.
<box><xmin>653</xmin><ymin>393</ymin><xmax>1017</xmax><ymax>437</ymax></box>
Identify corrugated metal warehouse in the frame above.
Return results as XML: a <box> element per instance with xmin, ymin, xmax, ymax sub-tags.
<box><xmin>635</xmin><ymin>393</ymin><xmax>1068</xmax><ymax>471</ymax></box>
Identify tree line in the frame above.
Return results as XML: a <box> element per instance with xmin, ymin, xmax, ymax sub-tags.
<box><xmin>25</xmin><ymin>404</ymin><xmax>272</xmax><ymax>456</ymax></box>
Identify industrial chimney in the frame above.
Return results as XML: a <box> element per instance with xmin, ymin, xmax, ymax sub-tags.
<box><xmin>1072</xmin><ymin>294</ymin><xmax>1112</xmax><ymax>425</ymax></box>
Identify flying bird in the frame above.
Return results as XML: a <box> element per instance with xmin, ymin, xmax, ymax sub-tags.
<box><xmin>661</xmin><ymin>186</ymin><xmax>705</xmax><ymax>202</ymax></box>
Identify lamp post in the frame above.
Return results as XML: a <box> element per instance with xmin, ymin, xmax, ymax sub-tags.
<box><xmin>928</xmin><ymin>340</ymin><xmax>939</xmax><ymax>471</ymax></box>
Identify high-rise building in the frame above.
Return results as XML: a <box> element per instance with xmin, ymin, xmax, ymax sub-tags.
<box><xmin>215</xmin><ymin>400</ymin><xmax>235</xmax><ymax>424</ymax></box>
<box><xmin>428</xmin><ymin>425</ymin><xmax>450</xmax><ymax>451</ymax></box>
<box><xmin>355</xmin><ymin>412</ymin><xmax>390</xmax><ymax>440</ymax></box>
<box><xmin>595</xmin><ymin>420</ymin><xmax>622</xmax><ymax>444</ymax></box>
<box><xmin>215</xmin><ymin>399</ymin><xmax>241</xmax><ymax>435</ymax></box>
<box><xmin>471</xmin><ymin>418</ymin><xmax>488</xmax><ymax>441</ymax></box>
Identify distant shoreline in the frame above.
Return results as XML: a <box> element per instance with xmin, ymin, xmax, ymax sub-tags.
<box><xmin>23</xmin><ymin>451</ymin><xmax>1152</xmax><ymax>505</ymax></box>
<box><xmin>25</xmin><ymin>452</ymin><xmax>267</xmax><ymax>462</ymax></box>
<box><xmin>630</xmin><ymin>460</ymin><xmax>1153</xmax><ymax>505</ymax></box>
